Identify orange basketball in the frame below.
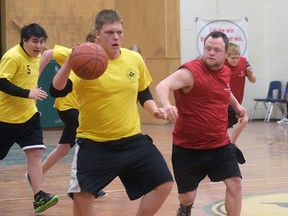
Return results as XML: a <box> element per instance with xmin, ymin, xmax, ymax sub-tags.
<box><xmin>69</xmin><ymin>42</ymin><xmax>108</xmax><ymax>80</ymax></box>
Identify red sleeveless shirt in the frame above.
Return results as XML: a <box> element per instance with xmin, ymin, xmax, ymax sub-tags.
<box><xmin>173</xmin><ymin>59</ymin><xmax>231</xmax><ymax>149</ymax></box>
<box><xmin>224</xmin><ymin>57</ymin><xmax>247</xmax><ymax>104</ymax></box>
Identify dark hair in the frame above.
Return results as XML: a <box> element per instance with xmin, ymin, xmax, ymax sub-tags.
<box><xmin>129</xmin><ymin>44</ymin><xmax>142</xmax><ymax>55</ymax></box>
<box><xmin>86</xmin><ymin>28</ymin><xmax>96</xmax><ymax>42</ymax></box>
<box><xmin>94</xmin><ymin>9</ymin><xmax>123</xmax><ymax>31</ymax></box>
<box><xmin>204</xmin><ymin>31</ymin><xmax>229</xmax><ymax>51</ymax></box>
<box><xmin>20</xmin><ymin>23</ymin><xmax>48</xmax><ymax>46</ymax></box>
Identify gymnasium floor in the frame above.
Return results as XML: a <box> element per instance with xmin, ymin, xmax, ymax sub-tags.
<box><xmin>0</xmin><ymin>121</ymin><xmax>287</xmax><ymax>215</ymax></box>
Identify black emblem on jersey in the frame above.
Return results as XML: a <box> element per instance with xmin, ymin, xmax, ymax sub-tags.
<box><xmin>27</xmin><ymin>65</ymin><xmax>31</xmax><ymax>74</ymax></box>
<box><xmin>126</xmin><ymin>69</ymin><xmax>137</xmax><ymax>83</ymax></box>
<box><xmin>128</xmin><ymin>71</ymin><xmax>134</xmax><ymax>78</ymax></box>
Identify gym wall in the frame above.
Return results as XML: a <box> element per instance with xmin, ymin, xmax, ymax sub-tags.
<box><xmin>1</xmin><ymin>0</ymin><xmax>180</xmax><ymax>125</ymax></box>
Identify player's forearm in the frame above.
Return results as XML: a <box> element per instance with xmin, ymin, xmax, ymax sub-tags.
<box><xmin>246</xmin><ymin>68</ymin><xmax>256</xmax><ymax>83</ymax></box>
<box><xmin>39</xmin><ymin>49</ymin><xmax>53</xmax><ymax>76</ymax></box>
<box><xmin>247</xmin><ymin>73</ymin><xmax>256</xmax><ymax>83</ymax></box>
<box><xmin>52</xmin><ymin>59</ymin><xmax>71</xmax><ymax>90</ymax></box>
<box><xmin>0</xmin><ymin>78</ymin><xmax>30</xmax><ymax>98</ymax></box>
<box><xmin>229</xmin><ymin>92</ymin><xmax>241</xmax><ymax>109</ymax></box>
<box><xmin>143</xmin><ymin>99</ymin><xmax>159</xmax><ymax>115</ymax></box>
<box><xmin>155</xmin><ymin>83</ymin><xmax>172</xmax><ymax>108</ymax></box>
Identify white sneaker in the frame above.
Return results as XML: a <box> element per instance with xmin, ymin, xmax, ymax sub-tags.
<box><xmin>277</xmin><ymin>118</ymin><xmax>288</xmax><ymax>125</ymax></box>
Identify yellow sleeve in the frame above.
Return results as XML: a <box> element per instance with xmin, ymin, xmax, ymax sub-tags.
<box><xmin>53</xmin><ymin>45</ymin><xmax>72</xmax><ymax>66</ymax></box>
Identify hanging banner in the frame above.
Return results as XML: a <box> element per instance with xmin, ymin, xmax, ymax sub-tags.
<box><xmin>196</xmin><ymin>18</ymin><xmax>248</xmax><ymax>57</ymax></box>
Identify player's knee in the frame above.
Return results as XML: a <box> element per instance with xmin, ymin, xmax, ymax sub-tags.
<box><xmin>155</xmin><ymin>181</ymin><xmax>173</xmax><ymax>195</ymax></box>
<box><xmin>178</xmin><ymin>192</ymin><xmax>195</xmax><ymax>206</ymax></box>
<box><xmin>225</xmin><ymin>177</ymin><xmax>242</xmax><ymax>193</ymax></box>
<box><xmin>243</xmin><ymin>115</ymin><xmax>249</xmax><ymax>124</ymax></box>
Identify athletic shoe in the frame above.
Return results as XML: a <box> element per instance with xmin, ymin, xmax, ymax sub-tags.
<box><xmin>277</xmin><ymin>118</ymin><xmax>288</xmax><ymax>125</ymax></box>
<box><xmin>33</xmin><ymin>190</ymin><xmax>59</xmax><ymax>213</ymax></box>
<box><xmin>176</xmin><ymin>204</ymin><xmax>192</xmax><ymax>216</ymax></box>
<box><xmin>96</xmin><ymin>190</ymin><xmax>108</xmax><ymax>198</ymax></box>
<box><xmin>25</xmin><ymin>173</ymin><xmax>33</xmax><ymax>191</ymax></box>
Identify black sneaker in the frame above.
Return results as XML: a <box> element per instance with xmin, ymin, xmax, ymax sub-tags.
<box><xmin>33</xmin><ymin>190</ymin><xmax>59</xmax><ymax>213</ymax></box>
<box><xmin>96</xmin><ymin>190</ymin><xmax>107</xmax><ymax>198</ymax></box>
<box><xmin>177</xmin><ymin>204</ymin><xmax>192</xmax><ymax>216</ymax></box>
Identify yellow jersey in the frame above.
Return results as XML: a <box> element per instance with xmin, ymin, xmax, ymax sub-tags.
<box><xmin>74</xmin><ymin>48</ymin><xmax>152</xmax><ymax>142</ymax></box>
<box><xmin>52</xmin><ymin>45</ymin><xmax>78</xmax><ymax>111</ymax></box>
<box><xmin>0</xmin><ymin>45</ymin><xmax>39</xmax><ymax>123</ymax></box>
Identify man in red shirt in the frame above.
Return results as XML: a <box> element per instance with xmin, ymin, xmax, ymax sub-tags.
<box><xmin>225</xmin><ymin>43</ymin><xmax>256</xmax><ymax>144</ymax></box>
<box><xmin>155</xmin><ymin>31</ymin><xmax>246</xmax><ymax>216</ymax></box>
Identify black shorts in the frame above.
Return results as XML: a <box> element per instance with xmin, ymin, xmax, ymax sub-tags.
<box><xmin>172</xmin><ymin>143</ymin><xmax>241</xmax><ymax>194</ymax></box>
<box><xmin>57</xmin><ymin>109</ymin><xmax>79</xmax><ymax>147</ymax></box>
<box><xmin>0</xmin><ymin>112</ymin><xmax>45</xmax><ymax>160</ymax></box>
<box><xmin>68</xmin><ymin>134</ymin><xmax>173</xmax><ymax>200</ymax></box>
<box><xmin>228</xmin><ymin>105</ymin><xmax>238</xmax><ymax>128</ymax></box>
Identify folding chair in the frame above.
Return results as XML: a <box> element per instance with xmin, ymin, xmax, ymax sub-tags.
<box><xmin>250</xmin><ymin>81</ymin><xmax>282</xmax><ymax>122</ymax></box>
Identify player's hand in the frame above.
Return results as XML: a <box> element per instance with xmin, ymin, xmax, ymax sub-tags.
<box><xmin>236</xmin><ymin>106</ymin><xmax>247</xmax><ymax>123</ymax></box>
<box><xmin>28</xmin><ymin>87</ymin><xmax>48</xmax><ymax>100</ymax></box>
<box><xmin>246</xmin><ymin>67</ymin><xmax>253</xmax><ymax>76</ymax></box>
<box><xmin>162</xmin><ymin>105</ymin><xmax>178</xmax><ymax>122</ymax></box>
<box><xmin>153</xmin><ymin>108</ymin><xmax>167</xmax><ymax>120</ymax></box>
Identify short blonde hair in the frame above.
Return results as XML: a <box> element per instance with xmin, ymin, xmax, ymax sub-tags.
<box><xmin>228</xmin><ymin>42</ymin><xmax>241</xmax><ymax>56</ymax></box>
<box><xmin>95</xmin><ymin>9</ymin><xmax>123</xmax><ymax>31</ymax></box>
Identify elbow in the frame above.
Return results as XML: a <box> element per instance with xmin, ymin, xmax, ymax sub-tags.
<box><xmin>155</xmin><ymin>82</ymin><xmax>164</xmax><ymax>94</ymax></box>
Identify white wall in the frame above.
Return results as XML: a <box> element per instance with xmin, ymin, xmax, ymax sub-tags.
<box><xmin>180</xmin><ymin>0</ymin><xmax>288</xmax><ymax>119</ymax></box>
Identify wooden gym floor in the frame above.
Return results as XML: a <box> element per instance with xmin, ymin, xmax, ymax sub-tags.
<box><xmin>0</xmin><ymin>121</ymin><xmax>288</xmax><ymax>216</ymax></box>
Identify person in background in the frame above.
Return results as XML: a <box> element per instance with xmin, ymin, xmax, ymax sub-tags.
<box><xmin>0</xmin><ymin>23</ymin><xmax>59</xmax><ymax>213</ymax></box>
<box><xmin>155</xmin><ymin>31</ymin><xmax>246</xmax><ymax>216</ymax></box>
<box><xmin>129</xmin><ymin>44</ymin><xmax>147</xmax><ymax>63</ymax></box>
<box><xmin>50</xmin><ymin>9</ymin><xmax>173</xmax><ymax>216</ymax></box>
<box><xmin>277</xmin><ymin>86</ymin><xmax>288</xmax><ymax>125</ymax></box>
<box><xmin>129</xmin><ymin>44</ymin><xmax>142</xmax><ymax>55</ymax></box>
<box><xmin>39</xmin><ymin>30</ymin><xmax>107</xmax><ymax>198</ymax></box>
<box><xmin>225</xmin><ymin>42</ymin><xmax>256</xmax><ymax>144</ymax></box>
<box><xmin>85</xmin><ymin>28</ymin><xmax>97</xmax><ymax>43</ymax></box>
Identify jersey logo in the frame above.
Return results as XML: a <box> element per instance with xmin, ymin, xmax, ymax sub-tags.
<box><xmin>27</xmin><ymin>65</ymin><xmax>31</xmax><ymax>74</ymax></box>
<box><xmin>224</xmin><ymin>83</ymin><xmax>231</xmax><ymax>92</ymax></box>
<box><xmin>238</xmin><ymin>70</ymin><xmax>246</xmax><ymax>77</ymax></box>
<box><xmin>126</xmin><ymin>69</ymin><xmax>137</xmax><ymax>83</ymax></box>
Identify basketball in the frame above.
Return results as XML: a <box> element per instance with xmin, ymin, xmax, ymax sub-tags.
<box><xmin>69</xmin><ymin>42</ymin><xmax>108</xmax><ymax>80</ymax></box>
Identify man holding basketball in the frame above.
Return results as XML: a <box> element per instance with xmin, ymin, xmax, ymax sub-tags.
<box><xmin>38</xmin><ymin>31</ymin><xmax>107</xmax><ymax>198</ymax></box>
<box><xmin>155</xmin><ymin>31</ymin><xmax>246</xmax><ymax>216</ymax></box>
<box><xmin>49</xmin><ymin>9</ymin><xmax>173</xmax><ymax>216</ymax></box>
